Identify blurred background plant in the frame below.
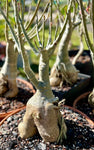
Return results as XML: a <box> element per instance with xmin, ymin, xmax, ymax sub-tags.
<box><xmin>0</xmin><ymin>0</ymin><xmax>93</xmax><ymax>77</ymax></box>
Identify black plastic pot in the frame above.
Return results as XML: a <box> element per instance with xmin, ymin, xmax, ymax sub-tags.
<box><xmin>52</xmin><ymin>73</ymin><xmax>91</xmax><ymax>106</ymax></box>
<box><xmin>69</xmin><ymin>49</ymin><xmax>93</xmax><ymax>76</ymax></box>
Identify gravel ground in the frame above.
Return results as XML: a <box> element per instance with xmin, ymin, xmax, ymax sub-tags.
<box><xmin>0</xmin><ymin>106</ymin><xmax>94</xmax><ymax>150</ymax></box>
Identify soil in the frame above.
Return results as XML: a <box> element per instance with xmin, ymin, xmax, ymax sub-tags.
<box><xmin>0</xmin><ymin>106</ymin><xmax>94</xmax><ymax>150</ymax></box>
<box><xmin>0</xmin><ymin>79</ymin><xmax>34</xmax><ymax>114</ymax></box>
<box><xmin>73</xmin><ymin>92</ymin><xmax>94</xmax><ymax>122</ymax></box>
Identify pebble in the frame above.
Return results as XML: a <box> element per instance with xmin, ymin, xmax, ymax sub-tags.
<box><xmin>37</xmin><ymin>142</ymin><xmax>46</xmax><ymax>150</ymax></box>
<box><xmin>7</xmin><ymin>116</ymin><xmax>12</xmax><ymax>123</ymax></box>
<box><xmin>0</xmin><ymin>107</ymin><xmax>93</xmax><ymax>150</ymax></box>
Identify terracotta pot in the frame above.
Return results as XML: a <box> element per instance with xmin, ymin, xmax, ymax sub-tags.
<box><xmin>0</xmin><ymin>78</ymin><xmax>35</xmax><ymax>123</ymax></box>
<box><xmin>0</xmin><ymin>106</ymin><xmax>26</xmax><ymax>126</ymax></box>
<box><xmin>73</xmin><ymin>91</ymin><xmax>91</xmax><ymax>108</ymax></box>
<box><xmin>64</xmin><ymin>105</ymin><xmax>94</xmax><ymax>128</ymax></box>
<box><xmin>73</xmin><ymin>91</ymin><xmax>94</xmax><ymax>123</ymax></box>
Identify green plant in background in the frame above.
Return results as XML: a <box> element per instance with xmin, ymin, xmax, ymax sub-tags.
<box><xmin>0</xmin><ymin>0</ymin><xmax>18</xmax><ymax>98</ymax></box>
<box><xmin>50</xmin><ymin>0</ymin><xmax>81</xmax><ymax>87</ymax></box>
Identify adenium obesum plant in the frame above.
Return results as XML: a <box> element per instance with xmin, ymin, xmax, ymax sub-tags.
<box><xmin>50</xmin><ymin>1</ymin><xmax>81</xmax><ymax>87</ymax></box>
<box><xmin>0</xmin><ymin>0</ymin><xmax>72</xmax><ymax>143</ymax></box>
<box><xmin>0</xmin><ymin>0</ymin><xmax>41</xmax><ymax>97</ymax></box>
<box><xmin>0</xmin><ymin>0</ymin><xmax>18</xmax><ymax>97</ymax></box>
<box><xmin>78</xmin><ymin>0</ymin><xmax>94</xmax><ymax>107</ymax></box>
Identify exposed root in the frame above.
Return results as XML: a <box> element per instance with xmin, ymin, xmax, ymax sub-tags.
<box><xmin>50</xmin><ymin>62</ymin><xmax>79</xmax><ymax>87</ymax></box>
<box><xmin>0</xmin><ymin>73</ymin><xmax>8</xmax><ymax>95</ymax></box>
<box><xmin>50</xmin><ymin>66</ymin><xmax>62</xmax><ymax>87</ymax></box>
<box><xmin>18</xmin><ymin>92</ymin><xmax>67</xmax><ymax>143</ymax></box>
<box><xmin>88</xmin><ymin>91</ymin><xmax>94</xmax><ymax>108</ymax></box>
<box><xmin>0</xmin><ymin>73</ymin><xmax>18</xmax><ymax>98</ymax></box>
<box><xmin>18</xmin><ymin>104</ymin><xmax>38</xmax><ymax>139</ymax></box>
<box><xmin>57</xmin><ymin>116</ymin><xmax>67</xmax><ymax>144</ymax></box>
<box><xmin>4</xmin><ymin>79</ymin><xmax>18</xmax><ymax>98</ymax></box>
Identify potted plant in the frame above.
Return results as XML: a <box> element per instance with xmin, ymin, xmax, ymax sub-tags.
<box><xmin>0</xmin><ymin>0</ymin><xmax>94</xmax><ymax>148</ymax></box>
<box><xmin>0</xmin><ymin>0</ymin><xmax>42</xmax><ymax>121</ymax></box>
<box><xmin>50</xmin><ymin>1</ymin><xmax>91</xmax><ymax>104</ymax></box>
<box><xmin>0</xmin><ymin>0</ymin><xmax>74</xmax><ymax>143</ymax></box>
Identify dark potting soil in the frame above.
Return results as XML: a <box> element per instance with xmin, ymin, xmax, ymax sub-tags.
<box><xmin>0</xmin><ymin>79</ymin><xmax>34</xmax><ymax>114</ymax></box>
<box><xmin>0</xmin><ymin>107</ymin><xmax>94</xmax><ymax>150</ymax></box>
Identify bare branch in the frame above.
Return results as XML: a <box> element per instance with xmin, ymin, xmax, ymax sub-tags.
<box><xmin>18</xmin><ymin>16</ymin><xmax>39</xmax><ymax>55</ymax></box>
<box><xmin>25</xmin><ymin>0</ymin><xmax>41</xmax><ymax>30</ymax></box>
<box><xmin>5</xmin><ymin>0</ymin><xmax>8</xmax><ymax>41</ymax></box>
<box><xmin>47</xmin><ymin>0</ymin><xmax>52</xmax><ymax>46</ymax></box>
<box><xmin>0</xmin><ymin>6</ymin><xmax>20</xmax><ymax>52</ymax></box>
<box><xmin>36</xmin><ymin>15</ymin><xmax>42</xmax><ymax>47</ymax></box>
<box><xmin>14</xmin><ymin>0</ymin><xmax>39</xmax><ymax>89</ymax></box>
<box><xmin>54</xmin><ymin>19</ymin><xmax>59</xmax><ymax>40</ymax></box>
<box><xmin>78</xmin><ymin>0</ymin><xmax>94</xmax><ymax>52</ymax></box>
<box><xmin>42</xmin><ymin>16</ymin><xmax>45</xmax><ymax>48</ymax></box>
<box><xmin>46</xmin><ymin>0</ymin><xmax>72</xmax><ymax>56</ymax></box>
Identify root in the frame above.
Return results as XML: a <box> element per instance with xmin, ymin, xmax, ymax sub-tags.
<box><xmin>0</xmin><ymin>73</ymin><xmax>18</xmax><ymax>98</ymax></box>
<box><xmin>57</xmin><ymin>116</ymin><xmax>67</xmax><ymax>144</ymax></box>
<box><xmin>50</xmin><ymin>62</ymin><xmax>79</xmax><ymax>87</ymax></box>
<box><xmin>18</xmin><ymin>92</ymin><xmax>67</xmax><ymax>143</ymax></box>
<box><xmin>88</xmin><ymin>91</ymin><xmax>94</xmax><ymax>108</ymax></box>
<box><xmin>0</xmin><ymin>73</ymin><xmax>8</xmax><ymax>95</ymax></box>
<box><xmin>4</xmin><ymin>79</ymin><xmax>18</xmax><ymax>98</ymax></box>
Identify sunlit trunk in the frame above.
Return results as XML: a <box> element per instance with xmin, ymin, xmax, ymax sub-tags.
<box><xmin>0</xmin><ymin>39</ymin><xmax>18</xmax><ymax>97</ymax></box>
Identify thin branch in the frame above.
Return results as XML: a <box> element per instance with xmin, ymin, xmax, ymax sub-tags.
<box><xmin>42</xmin><ymin>15</ymin><xmax>45</xmax><ymax>48</ymax></box>
<box><xmin>24</xmin><ymin>4</ymin><xmax>32</xmax><ymax>27</ymax></box>
<box><xmin>56</xmin><ymin>0</ymin><xmax>64</xmax><ymax>28</ymax></box>
<box><xmin>79</xmin><ymin>0</ymin><xmax>94</xmax><ymax>52</ymax></box>
<box><xmin>25</xmin><ymin>0</ymin><xmax>41</xmax><ymax>31</ymax></box>
<box><xmin>0</xmin><ymin>6</ymin><xmax>20</xmax><ymax>52</ymax></box>
<box><xmin>27</xmin><ymin>24</ymin><xmax>43</xmax><ymax>40</ymax></box>
<box><xmin>27</xmin><ymin>11</ymin><xmax>49</xmax><ymax>41</ymax></box>
<box><xmin>72</xmin><ymin>25</ymin><xmax>84</xmax><ymax>65</ymax></box>
<box><xmin>20</xmin><ymin>0</ymin><xmax>25</xmax><ymax>22</ymax></box>
<box><xmin>47</xmin><ymin>0</ymin><xmax>52</xmax><ymax>46</ymax></box>
<box><xmin>36</xmin><ymin>15</ymin><xmax>42</xmax><ymax>47</ymax></box>
<box><xmin>5</xmin><ymin>0</ymin><xmax>8</xmax><ymax>41</ymax></box>
<box><xmin>47</xmin><ymin>0</ymin><xmax>72</xmax><ymax>56</ymax></box>
<box><xmin>14</xmin><ymin>0</ymin><xmax>39</xmax><ymax>89</ymax></box>
<box><xmin>54</xmin><ymin>19</ymin><xmax>59</xmax><ymax>40</ymax></box>
<box><xmin>18</xmin><ymin>16</ymin><xmax>39</xmax><ymax>55</ymax></box>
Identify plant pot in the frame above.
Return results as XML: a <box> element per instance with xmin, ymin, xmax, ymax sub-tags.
<box><xmin>52</xmin><ymin>73</ymin><xmax>91</xmax><ymax>106</ymax></box>
<box><xmin>73</xmin><ymin>91</ymin><xmax>94</xmax><ymax>122</ymax></box>
<box><xmin>0</xmin><ymin>78</ymin><xmax>35</xmax><ymax>122</ymax></box>
<box><xmin>0</xmin><ymin>105</ymin><xmax>93</xmax><ymax>149</ymax></box>
<box><xmin>69</xmin><ymin>49</ymin><xmax>93</xmax><ymax>76</ymax></box>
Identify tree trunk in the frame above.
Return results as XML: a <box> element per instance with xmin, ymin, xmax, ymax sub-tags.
<box><xmin>18</xmin><ymin>50</ymin><xmax>67</xmax><ymax>143</ymax></box>
<box><xmin>0</xmin><ymin>39</ymin><xmax>18</xmax><ymax>97</ymax></box>
<box><xmin>50</xmin><ymin>16</ymin><xmax>78</xmax><ymax>87</ymax></box>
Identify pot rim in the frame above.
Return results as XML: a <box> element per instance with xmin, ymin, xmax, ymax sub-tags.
<box><xmin>0</xmin><ymin>104</ymin><xmax>93</xmax><ymax>128</ymax></box>
<box><xmin>0</xmin><ymin>78</ymin><xmax>35</xmax><ymax>121</ymax></box>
